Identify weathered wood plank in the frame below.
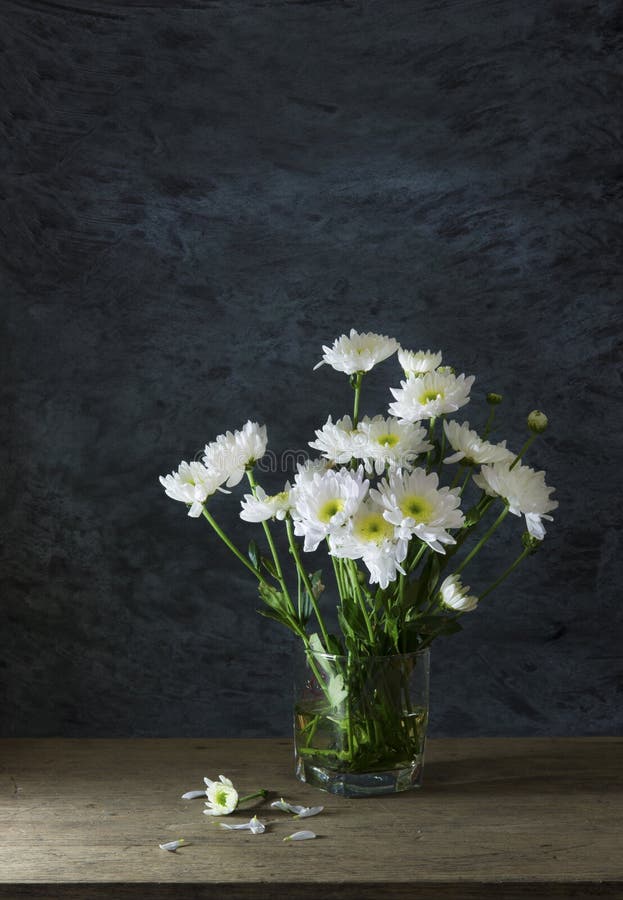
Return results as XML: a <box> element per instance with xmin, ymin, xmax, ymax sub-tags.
<box><xmin>0</xmin><ymin>738</ymin><xmax>621</xmax><ymax>898</ymax></box>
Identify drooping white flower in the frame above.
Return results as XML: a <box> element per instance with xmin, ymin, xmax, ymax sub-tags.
<box><xmin>203</xmin><ymin>775</ymin><xmax>239</xmax><ymax>816</ymax></box>
<box><xmin>356</xmin><ymin>415</ymin><xmax>432</xmax><ymax>474</ymax></box>
<box><xmin>219</xmin><ymin>816</ymin><xmax>266</xmax><ymax>834</ymax></box>
<box><xmin>283</xmin><ymin>830</ymin><xmax>316</xmax><ymax>842</ymax></box>
<box><xmin>308</xmin><ymin>415</ymin><xmax>362</xmax><ymax>464</ymax></box>
<box><xmin>314</xmin><ymin>329</ymin><xmax>398</xmax><ymax>375</ymax></box>
<box><xmin>291</xmin><ymin>466</ymin><xmax>369</xmax><ymax>552</ymax></box>
<box><xmin>329</xmin><ymin>499</ymin><xmax>408</xmax><ymax>589</ymax></box>
<box><xmin>159</xmin><ymin>461</ymin><xmax>227</xmax><ymax>518</ymax></box>
<box><xmin>398</xmin><ymin>348</ymin><xmax>442</xmax><ymax>377</ymax></box>
<box><xmin>240</xmin><ymin>484</ymin><xmax>292</xmax><ymax>522</ymax></box>
<box><xmin>443</xmin><ymin>420</ymin><xmax>514</xmax><ymax>466</ymax></box>
<box><xmin>270</xmin><ymin>799</ymin><xmax>324</xmax><ymax>818</ymax></box>
<box><xmin>372</xmin><ymin>468</ymin><xmax>465</xmax><ymax>553</ymax></box>
<box><xmin>159</xmin><ymin>838</ymin><xmax>186</xmax><ymax>852</ymax></box>
<box><xmin>473</xmin><ymin>462</ymin><xmax>558</xmax><ymax>539</ymax></box>
<box><xmin>439</xmin><ymin>574</ymin><xmax>479</xmax><ymax>612</ymax></box>
<box><xmin>181</xmin><ymin>788</ymin><xmax>207</xmax><ymax>800</ymax></box>
<box><xmin>389</xmin><ymin>371</ymin><xmax>475</xmax><ymax>422</ymax></box>
<box><xmin>203</xmin><ymin>421</ymin><xmax>268</xmax><ymax>487</ymax></box>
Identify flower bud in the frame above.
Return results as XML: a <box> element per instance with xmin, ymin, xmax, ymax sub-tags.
<box><xmin>486</xmin><ymin>392</ymin><xmax>503</xmax><ymax>405</ymax></box>
<box><xmin>522</xmin><ymin>532</ymin><xmax>541</xmax><ymax>553</ymax></box>
<box><xmin>527</xmin><ymin>410</ymin><xmax>548</xmax><ymax>434</ymax></box>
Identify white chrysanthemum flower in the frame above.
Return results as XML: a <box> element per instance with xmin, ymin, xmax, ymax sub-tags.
<box><xmin>203</xmin><ymin>421</ymin><xmax>268</xmax><ymax>487</ymax></box>
<box><xmin>159</xmin><ymin>461</ymin><xmax>227</xmax><ymax>518</ymax></box>
<box><xmin>356</xmin><ymin>415</ymin><xmax>432</xmax><ymax>474</ymax></box>
<box><xmin>398</xmin><ymin>348</ymin><xmax>442</xmax><ymax>377</ymax></box>
<box><xmin>473</xmin><ymin>462</ymin><xmax>558</xmax><ymax>540</ymax></box>
<box><xmin>314</xmin><ymin>329</ymin><xmax>399</xmax><ymax>375</ymax></box>
<box><xmin>203</xmin><ymin>775</ymin><xmax>239</xmax><ymax>816</ymax></box>
<box><xmin>291</xmin><ymin>466</ymin><xmax>369</xmax><ymax>552</ymax></box>
<box><xmin>292</xmin><ymin>458</ymin><xmax>331</xmax><ymax>489</ymax></box>
<box><xmin>330</xmin><ymin>499</ymin><xmax>408</xmax><ymax>589</ymax></box>
<box><xmin>372</xmin><ymin>468</ymin><xmax>465</xmax><ymax>553</ymax></box>
<box><xmin>439</xmin><ymin>574</ymin><xmax>479</xmax><ymax>612</ymax></box>
<box><xmin>308</xmin><ymin>415</ymin><xmax>362</xmax><ymax>464</ymax></box>
<box><xmin>240</xmin><ymin>484</ymin><xmax>292</xmax><ymax>522</ymax></box>
<box><xmin>443</xmin><ymin>420</ymin><xmax>514</xmax><ymax>466</ymax></box>
<box><xmin>389</xmin><ymin>371</ymin><xmax>475</xmax><ymax>422</ymax></box>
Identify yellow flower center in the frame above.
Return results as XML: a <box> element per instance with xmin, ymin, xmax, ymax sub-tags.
<box><xmin>318</xmin><ymin>498</ymin><xmax>344</xmax><ymax>523</ymax></box>
<box><xmin>420</xmin><ymin>389</ymin><xmax>443</xmax><ymax>404</ymax></box>
<box><xmin>400</xmin><ymin>494</ymin><xmax>433</xmax><ymax>522</ymax></box>
<box><xmin>272</xmin><ymin>491</ymin><xmax>289</xmax><ymax>502</ymax></box>
<box><xmin>215</xmin><ymin>788</ymin><xmax>230</xmax><ymax>807</ymax></box>
<box><xmin>354</xmin><ymin>513</ymin><xmax>394</xmax><ymax>543</ymax></box>
<box><xmin>376</xmin><ymin>433</ymin><xmax>399</xmax><ymax>448</ymax></box>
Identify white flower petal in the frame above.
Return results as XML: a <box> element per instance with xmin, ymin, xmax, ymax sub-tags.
<box><xmin>283</xmin><ymin>830</ymin><xmax>316</xmax><ymax>842</ymax></box>
<box><xmin>271</xmin><ymin>798</ymin><xmax>323</xmax><ymax>817</ymax></box>
<box><xmin>181</xmin><ymin>789</ymin><xmax>207</xmax><ymax>800</ymax></box>
<box><xmin>159</xmin><ymin>839</ymin><xmax>186</xmax><ymax>852</ymax></box>
<box><xmin>294</xmin><ymin>806</ymin><xmax>324</xmax><ymax>819</ymax></box>
<box><xmin>219</xmin><ymin>816</ymin><xmax>266</xmax><ymax>834</ymax></box>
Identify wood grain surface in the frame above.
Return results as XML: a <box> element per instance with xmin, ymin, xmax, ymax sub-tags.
<box><xmin>1</xmin><ymin>738</ymin><xmax>621</xmax><ymax>899</ymax></box>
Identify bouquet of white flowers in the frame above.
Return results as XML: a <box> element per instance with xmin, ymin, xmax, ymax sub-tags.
<box><xmin>160</xmin><ymin>329</ymin><xmax>557</xmax><ymax>795</ymax></box>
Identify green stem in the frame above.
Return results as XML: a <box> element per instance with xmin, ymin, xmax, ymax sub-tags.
<box><xmin>238</xmin><ymin>789</ymin><xmax>268</xmax><ymax>806</ymax></box>
<box><xmin>201</xmin><ymin>507</ymin><xmax>267</xmax><ymax>585</ymax></box>
<box><xmin>510</xmin><ymin>434</ymin><xmax>536</xmax><ymax>470</ymax></box>
<box><xmin>352</xmin><ymin>372</ymin><xmax>363</xmax><ymax>426</ymax></box>
<box><xmin>450</xmin><ymin>463</ymin><xmax>465</xmax><ymax>489</ymax></box>
<box><xmin>407</xmin><ymin>541</ymin><xmax>428</xmax><ymax>574</ymax></box>
<box><xmin>245</xmin><ymin>470</ymin><xmax>286</xmax><ymax>582</ymax></box>
<box><xmin>482</xmin><ymin>406</ymin><xmax>496</xmax><ymax>439</ymax></box>
<box><xmin>454</xmin><ymin>503</ymin><xmax>510</xmax><ymax>576</ymax></box>
<box><xmin>285</xmin><ymin>516</ymin><xmax>331</xmax><ymax>650</ymax></box>
<box><xmin>459</xmin><ymin>466</ymin><xmax>472</xmax><ymax>496</ymax></box>
<box><xmin>478</xmin><ymin>546</ymin><xmax>531</xmax><ymax>601</ymax></box>
<box><xmin>426</xmin><ymin>416</ymin><xmax>436</xmax><ymax>472</ymax></box>
<box><xmin>346</xmin><ymin>560</ymin><xmax>375</xmax><ymax>644</ymax></box>
<box><xmin>437</xmin><ymin>416</ymin><xmax>446</xmax><ymax>473</ymax></box>
<box><xmin>331</xmin><ymin>556</ymin><xmax>348</xmax><ymax>602</ymax></box>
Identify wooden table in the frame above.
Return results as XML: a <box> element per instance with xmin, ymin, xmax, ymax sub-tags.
<box><xmin>0</xmin><ymin>738</ymin><xmax>621</xmax><ymax>898</ymax></box>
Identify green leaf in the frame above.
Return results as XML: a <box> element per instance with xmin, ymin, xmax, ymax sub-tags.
<box><xmin>247</xmin><ymin>540</ymin><xmax>259</xmax><ymax>570</ymax></box>
<box><xmin>261</xmin><ymin>556</ymin><xmax>279</xmax><ymax>579</ymax></box>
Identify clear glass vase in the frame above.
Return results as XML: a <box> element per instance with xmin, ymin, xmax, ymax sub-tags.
<box><xmin>293</xmin><ymin>647</ymin><xmax>430</xmax><ymax>797</ymax></box>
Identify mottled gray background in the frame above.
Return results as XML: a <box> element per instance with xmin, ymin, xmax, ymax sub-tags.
<box><xmin>1</xmin><ymin>0</ymin><xmax>621</xmax><ymax>738</ymax></box>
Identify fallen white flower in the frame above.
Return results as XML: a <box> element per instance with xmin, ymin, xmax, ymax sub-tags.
<box><xmin>270</xmin><ymin>798</ymin><xmax>324</xmax><ymax>818</ymax></box>
<box><xmin>283</xmin><ymin>830</ymin><xmax>316</xmax><ymax>841</ymax></box>
<box><xmin>219</xmin><ymin>815</ymin><xmax>266</xmax><ymax>834</ymax></box>
<box><xmin>159</xmin><ymin>839</ymin><xmax>186</xmax><ymax>852</ymax></box>
<box><xmin>203</xmin><ymin>775</ymin><xmax>239</xmax><ymax>816</ymax></box>
<box><xmin>181</xmin><ymin>789</ymin><xmax>207</xmax><ymax>800</ymax></box>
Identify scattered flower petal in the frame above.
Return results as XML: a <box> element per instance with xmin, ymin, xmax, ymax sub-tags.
<box><xmin>181</xmin><ymin>789</ymin><xmax>207</xmax><ymax>800</ymax></box>
<box><xmin>283</xmin><ymin>830</ymin><xmax>316</xmax><ymax>841</ymax></box>
<box><xmin>159</xmin><ymin>839</ymin><xmax>186</xmax><ymax>852</ymax></box>
<box><xmin>219</xmin><ymin>815</ymin><xmax>266</xmax><ymax>834</ymax></box>
<box><xmin>294</xmin><ymin>806</ymin><xmax>324</xmax><ymax>819</ymax></box>
<box><xmin>270</xmin><ymin>799</ymin><xmax>324</xmax><ymax>817</ymax></box>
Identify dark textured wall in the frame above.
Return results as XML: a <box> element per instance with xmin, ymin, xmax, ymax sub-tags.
<box><xmin>2</xmin><ymin>0</ymin><xmax>621</xmax><ymax>738</ymax></box>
